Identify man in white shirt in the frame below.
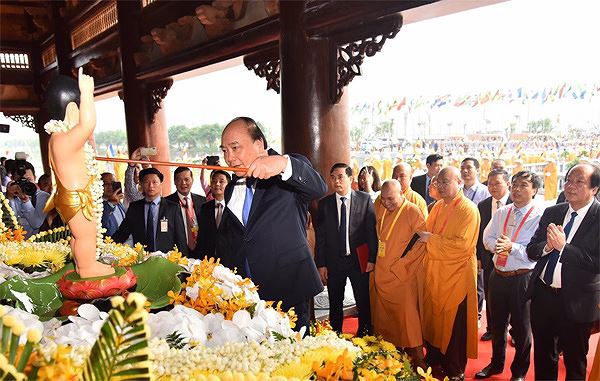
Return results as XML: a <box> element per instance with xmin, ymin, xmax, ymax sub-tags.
<box><xmin>476</xmin><ymin>171</ymin><xmax>543</xmax><ymax>381</ymax></box>
<box><xmin>526</xmin><ymin>163</ymin><xmax>600</xmax><ymax>381</ymax></box>
<box><xmin>461</xmin><ymin>157</ymin><xmax>491</xmax><ymax>206</ymax></box>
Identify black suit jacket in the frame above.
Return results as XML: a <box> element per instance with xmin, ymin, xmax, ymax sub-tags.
<box><xmin>197</xmin><ymin>199</ymin><xmax>222</xmax><ymax>259</ymax></box>
<box><xmin>216</xmin><ymin>151</ymin><xmax>327</xmax><ymax>308</ymax></box>
<box><xmin>112</xmin><ymin>197</ymin><xmax>188</xmax><ymax>255</ymax></box>
<box><xmin>410</xmin><ymin>173</ymin><xmax>428</xmax><ymax>201</ymax></box>
<box><xmin>314</xmin><ymin>190</ymin><xmax>378</xmax><ymax>270</ymax></box>
<box><xmin>165</xmin><ymin>192</ymin><xmax>206</xmax><ymax>257</ymax></box>
<box><xmin>526</xmin><ymin>200</ymin><xmax>600</xmax><ymax>323</ymax></box>
<box><xmin>476</xmin><ymin>196</ymin><xmax>512</xmax><ymax>267</ymax></box>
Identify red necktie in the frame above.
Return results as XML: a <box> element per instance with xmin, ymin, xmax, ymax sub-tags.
<box><xmin>181</xmin><ymin>196</ymin><xmax>197</xmax><ymax>250</ymax></box>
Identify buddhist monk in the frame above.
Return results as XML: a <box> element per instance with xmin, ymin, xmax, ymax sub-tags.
<box><xmin>370</xmin><ymin>180</ymin><xmax>427</xmax><ymax>369</ymax></box>
<box><xmin>418</xmin><ymin>166</ymin><xmax>480</xmax><ymax>381</ymax></box>
<box><xmin>391</xmin><ymin>162</ymin><xmax>428</xmax><ymax>218</ymax></box>
<box><xmin>543</xmin><ymin>158</ymin><xmax>558</xmax><ymax>200</ymax></box>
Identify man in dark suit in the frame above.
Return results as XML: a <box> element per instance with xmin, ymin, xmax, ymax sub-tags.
<box><xmin>112</xmin><ymin>168</ymin><xmax>188</xmax><ymax>255</ymax></box>
<box><xmin>217</xmin><ymin>117</ymin><xmax>327</xmax><ymax>331</ymax></box>
<box><xmin>411</xmin><ymin>153</ymin><xmax>443</xmax><ymax>204</ymax></box>
<box><xmin>476</xmin><ymin>169</ymin><xmax>512</xmax><ymax>342</ymax></box>
<box><xmin>165</xmin><ymin>167</ymin><xmax>206</xmax><ymax>258</ymax></box>
<box><xmin>197</xmin><ymin>169</ymin><xmax>231</xmax><ymax>258</ymax></box>
<box><xmin>526</xmin><ymin>162</ymin><xmax>600</xmax><ymax>380</ymax></box>
<box><xmin>314</xmin><ymin>163</ymin><xmax>377</xmax><ymax>335</ymax></box>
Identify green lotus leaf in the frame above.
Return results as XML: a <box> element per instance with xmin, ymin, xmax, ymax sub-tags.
<box><xmin>131</xmin><ymin>257</ymin><xmax>182</xmax><ymax>309</ymax></box>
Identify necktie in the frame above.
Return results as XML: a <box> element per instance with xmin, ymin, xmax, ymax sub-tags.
<box><xmin>242</xmin><ymin>180</ymin><xmax>254</xmax><ymax>226</ymax></box>
<box><xmin>496</xmin><ymin>200</ymin><xmax>502</xmax><ymax>210</ymax></box>
<box><xmin>340</xmin><ymin>197</ymin><xmax>347</xmax><ymax>256</ymax></box>
<box><xmin>181</xmin><ymin>197</ymin><xmax>196</xmax><ymax>250</ymax></box>
<box><xmin>543</xmin><ymin>211</ymin><xmax>577</xmax><ymax>285</ymax></box>
<box><xmin>145</xmin><ymin>201</ymin><xmax>156</xmax><ymax>252</ymax></box>
<box><xmin>215</xmin><ymin>203</ymin><xmax>223</xmax><ymax>227</ymax></box>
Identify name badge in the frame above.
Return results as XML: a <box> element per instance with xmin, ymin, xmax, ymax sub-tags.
<box><xmin>378</xmin><ymin>240</ymin><xmax>386</xmax><ymax>257</ymax></box>
<box><xmin>160</xmin><ymin>218</ymin><xmax>168</xmax><ymax>233</ymax></box>
<box><xmin>495</xmin><ymin>253</ymin><xmax>509</xmax><ymax>267</ymax></box>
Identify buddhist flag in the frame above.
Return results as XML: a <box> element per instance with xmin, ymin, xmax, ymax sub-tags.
<box><xmin>396</xmin><ymin>97</ymin><xmax>406</xmax><ymax>110</ymax></box>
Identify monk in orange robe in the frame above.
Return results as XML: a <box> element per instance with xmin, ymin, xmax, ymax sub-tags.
<box><xmin>393</xmin><ymin>162</ymin><xmax>428</xmax><ymax>217</ymax></box>
<box><xmin>370</xmin><ymin>180</ymin><xmax>427</xmax><ymax>369</ymax></box>
<box><xmin>418</xmin><ymin>166</ymin><xmax>480</xmax><ymax>380</ymax></box>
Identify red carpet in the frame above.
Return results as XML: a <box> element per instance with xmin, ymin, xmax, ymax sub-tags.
<box><xmin>342</xmin><ymin>315</ymin><xmax>598</xmax><ymax>380</ymax></box>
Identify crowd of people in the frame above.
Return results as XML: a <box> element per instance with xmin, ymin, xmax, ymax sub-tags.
<box><xmin>1</xmin><ymin>119</ymin><xmax>599</xmax><ymax>381</ymax></box>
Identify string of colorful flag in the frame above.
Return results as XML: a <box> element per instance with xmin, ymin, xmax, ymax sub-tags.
<box><xmin>352</xmin><ymin>82</ymin><xmax>600</xmax><ymax>115</ymax></box>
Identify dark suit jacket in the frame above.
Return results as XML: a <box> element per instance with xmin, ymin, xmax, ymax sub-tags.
<box><xmin>476</xmin><ymin>196</ymin><xmax>512</xmax><ymax>267</ymax></box>
<box><xmin>526</xmin><ymin>200</ymin><xmax>600</xmax><ymax>323</ymax></box>
<box><xmin>197</xmin><ymin>199</ymin><xmax>222</xmax><ymax>259</ymax></box>
<box><xmin>410</xmin><ymin>173</ymin><xmax>428</xmax><ymax>201</ymax></box>
<box><xmin>216</xmin><ymin>151</ymin><xmax>327</xmax><ymax>308</ymax></box>
<box><xmin>112</xmin><ymin>197</ymin><xmax>188</xmax><ymax>255</ymax></box>
<box><xmin>101</xmin><ymin>200</ymin><xmax>127</xmax><ymax>236</ymax></box>
<box><xmin>314</xmin><ymin>190</ymin><xmax>378</xmax><ymax>270</ymax></box>
<box><xmin>165</xmin><ymin>192</ymin><xmax>206</xmax><ymax>257</ymax></box>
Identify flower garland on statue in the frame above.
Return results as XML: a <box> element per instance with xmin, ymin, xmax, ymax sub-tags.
<box><xmin>43</xmin><ymin>120</ymin><xmax>106</xmax><ymax>258</ymax></box>
<box><xmin>0</xmin><ymin>192</ymin><xmax>22</xmax><ymax>239</ymax></box>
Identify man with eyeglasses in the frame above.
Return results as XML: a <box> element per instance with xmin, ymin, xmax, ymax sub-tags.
<box><xmin>526</xmin><ymin>162</ymin><xmax>600</xmax><ymax>380</ymax></box>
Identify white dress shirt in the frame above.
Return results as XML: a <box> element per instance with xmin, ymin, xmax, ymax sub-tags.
<box><xmin>541</xmin><ymin>199</ymin><xmax>595</xmax><ymax>288</ymax></box>
<box><xmin>335</xmin><ymin>191</ymin><xmax>352</xmax><ymax>256</ymax></box>
<box><xmin>177</xmin><ymin>192</ymin><xmax>197</xmax><ymax>241</ymax></box>
<box><xmin>214</xmin><ymin>199</ymin><xmax>225</xmax><ymax>219</ymax></box>
<box><xmin>227</xmin><ymin>154</ymin><xmax>292</xmax><ymax>225</ymax></box>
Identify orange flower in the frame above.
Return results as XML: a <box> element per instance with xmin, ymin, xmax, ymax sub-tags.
<box><xmin>313</xmin><ymin>349</ymin><xmax>354</xmax><ymax>381</ymax></box>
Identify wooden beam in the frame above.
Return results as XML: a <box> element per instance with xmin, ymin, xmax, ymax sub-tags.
<box><xmin>0</xmin><ymin>70</ymin><xmax>34</xmax><ymax>85</ymax></box>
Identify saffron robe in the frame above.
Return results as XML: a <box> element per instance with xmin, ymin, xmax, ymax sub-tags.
<box><xmin>370</xmin><ymin>201</ymin><xmax>427</xmax><ymax>348</ymax></box>
<box><xmin>422</xmin><ymin>192</ymin><xmax>480</xmax><ymax>358</ymax></box>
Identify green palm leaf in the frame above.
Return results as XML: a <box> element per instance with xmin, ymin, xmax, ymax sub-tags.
<box><xmin>82</xmin><ymin>294</ymin><xmax>152</xmax><ymax>381</ymax></box>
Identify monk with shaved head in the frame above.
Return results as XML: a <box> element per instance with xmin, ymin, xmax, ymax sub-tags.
<box><xmin>418</xmin><ymin>166</ymin><xmax>481</xmax><ymax>380</ymax></box>
<box><xmin>370</xmin><ymin>179</ymin><xmax>428</xmax><ymax>369</ymax></box>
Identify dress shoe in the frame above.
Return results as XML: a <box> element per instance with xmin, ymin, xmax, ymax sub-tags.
<box><xmin>447</xmin><ymin>374</ymin><xmax>464</xmax><ymax>381</ymax></box>
<box><xmin>480</xmin><ymin>331</ymin><xmax>492</xmax><ymax>341</ymax></box>
<box><xmin>510</xmin><ymin>377</ymin><xmax>525</xmax><ymax>381</ymax></box>
<box><xmin>475</xmin><ymin>364</ymin><xmax>503</xmax><ymax>379</ymax></box>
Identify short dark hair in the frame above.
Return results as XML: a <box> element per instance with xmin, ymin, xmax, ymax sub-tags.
<box><xmin>174</xmin><ymin>166</ymin><xmax>192</xmax><ymax>179</ymax></box>
<box><xmin>426</xmin><ymin>154</ymin><xmax>443</xmax><ymax>166</ymax></box>
<box><xmin>210</xmin><ymin>169</ymin><xmax>231</xmax><ymax>183</ymax></box>
<box><xmin>139</xmin><ymin>167</ymin><xmax>164</xmax><ymax>183</ymax></box>
<box><xmin>487</xmin><ymin>169</ymin><xmax>509</xmax><ymax>183</ymax></box>
<box><xmin>330</xmin><ymin>163</ymin><xmax>352</xmax><ymax>177</ymax></box>
<box><xmin>37</xmin><ymin>173</ymin><xmax>51</xmax><ymax>185</ymax></box>
<box><xmin>591</xmin><ymin>162</ymin><xmax>600</xmax><ymax>189</ymax></box>
<box><xmin>226</xmin><ymin>116</ymin><xmax>268</xmax><ymax>149</ymax></box>
<box><xmin>512</xmin><ymin>170</ymin><xmax>541</xmax><ymax>190</ymax></box>
<box><xmin>358</xmin><ymin>166</ymin><xmax>381</xmax><ymax>192</ymax></box>
<box><xmin>462</xmin><ymin>157</ymin><xmax>480</xmax><ymax>170</ymax></box>
<box><xmin>44</xmin><ymin>75</ymin><xmax>80</xmax><ymax>121</ymax></box>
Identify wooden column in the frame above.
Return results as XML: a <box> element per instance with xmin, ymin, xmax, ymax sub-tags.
<box><xmin>116</xmin><ymin>0</ymin><xmax>150</xmax><ymax>154</ymax></box>
<box><xmin>146</xmin><ymin>80</ymin><xmax>173</xmax><ymax>195</ymax></box>
<box><xmin>279</xmin><ymin>1</ymin><xmax>350</xmax><ymax>181</ymax></box>
<box><xmin>51</xmin><ymin>1</ymin><xmax>72</xmax><ymax>76</ymax></box>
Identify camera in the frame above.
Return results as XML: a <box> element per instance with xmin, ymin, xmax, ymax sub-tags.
<box><xmin>206</xmin><ymin>155</ymin><xmax>220</xmax><ymax>166</ymax></box>
<box><xmin>140</xmin><ymin>147</ymin><xmax>157</xmax><ymax>156</ymax></box>
<box><xmin>15</xmin><ymin>177</ymin><xmax>38</xmax><ymax>197</ymax></box>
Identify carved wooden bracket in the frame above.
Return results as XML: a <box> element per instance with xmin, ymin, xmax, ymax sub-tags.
<box><xmin>244</xmin><ymin>45</ymin><xmax>280</xmax><ymax>93</ymax></box>
<box><xmin>331</xmin><ymin>14</ymin><xmax>403</xmax><ymax>103</ymax></box>
<box><xmin>147</xmin><ymin>78</ymin><xmax>173</xmax><ymax>124</ymax></box>
<box><xmin>6</xmin><ymin>114</ymin><xmax>36</xmax><ymax>131</ymax></box>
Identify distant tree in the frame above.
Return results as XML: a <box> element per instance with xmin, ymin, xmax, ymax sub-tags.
<box><xmin>526</xmin><ymin>118</ymin><xmax>554</xmax><ymax>134</ymax></box>
<box><xmin>375</xmin><ymin>120</ymin><xmax>393</xmax><ymax>137</ymax></box>
<box><xmin>350</xmin><ymin>126</ymin><xmax>364</xmax><ymax>150</ymax></box>
<box><xmin>94</xmin><ymin>130</ymin><xmax>127</xmax><ymax>149</ymax></box>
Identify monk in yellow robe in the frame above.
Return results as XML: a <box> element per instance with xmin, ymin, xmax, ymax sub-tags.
<box><xmin>512</xmin><ymin>159</ymin><xmax>524</xmax><ymax>175</ymax></box>
<box><xmin>418</xmin><ymin>166</ymin><xmax>480</xmax><ymax>380</ymax></box>
<box><xmin>370</xmin><ymin>180</ymin><xmax>427</xmax><ymax>369</ymax></box>
<box><xmin>393</xmin><ymin>162</ymin><xmax>428</xmax><ymax>218</ymax></box>
<box><xmin>543</xmin><ymin>159</ymin><xmax>558</xmax><ymax>200</ymax></box>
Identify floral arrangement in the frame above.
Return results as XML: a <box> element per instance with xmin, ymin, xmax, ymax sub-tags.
<box><xmin>167</xmin><ymin>257</ymin><xmax>262</xmax><ymax>321</ymax></box>
<box><xmin>27</xmin><ymin>226</ymin><xmax>71</xmax><ymax>243</ymax></box>
<box><xmin>43</xmin><ymin>119</ymin><xmax>106</xmax><ymax>258</ymax></box>
<box><xmin>98</xmin><ymin>237</ymin><xmax>146</xmax><ymax>266</ymax></box>
<box><xmin>0</xmin><ymin>241</ymin><xmax>70</xmax><ymax>273</ymax></box>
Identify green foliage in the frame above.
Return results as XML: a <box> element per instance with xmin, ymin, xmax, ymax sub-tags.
<box><xmin>168</xmin><ymin>123</ymin><xmax>224</xmax><ymax>159</ymax></box>
<box><xmin>131</xmin><ymin>257</ymin><xmax>182</xmax><ymax>309</ymax></box>
<box><xmin>526</xmin><ymin>118</ymin><xmax>554</xmax><ymax>134</ymax></box>
<box><xmin>94</xmin><ymin>130</ymin><xmax>128</xmax><ymax>151</ymax></box>
<box><xmin>0</xmin><ymin>277</ymin><xmax>62</xmax><ymax>320</ymax></box>
<box><xmin>165</xmin><ymin>331</ymin><xmax>187</xmax><ymax>349</ymax></box>
<box><xmin>82</xmin><ymin>295</ymin><xmax>151</xmax><ymax>381</ymax></box>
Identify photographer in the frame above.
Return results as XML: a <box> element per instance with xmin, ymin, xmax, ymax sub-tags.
<box><xmin>101</xmin><ymin>172</ymin><xmax>126</xmax><ymax>236</ymax></box>
<box><xmin>6</xmin><ymin>161</ymin><xmax>51</xmax><ymax>238</ymax></box>
<box><xmin>123</xmin><ymin>147</ymin><xmax>150</xmax><ymax>208</ymax></box>
<box><xmin>199</xmin><ymin>155</ymin><xmax>221</xmax><ymax>201</ymax></box>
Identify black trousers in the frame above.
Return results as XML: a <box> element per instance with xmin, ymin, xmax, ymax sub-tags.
<box><xmin>488</xmin><ymin>270</ymin><xmax>532</xmax><ymax>378</ymax></box>
<box><xmin>531</xmin><ymin>280</ymin><xmax>593</xmax><ymax>381</ymax></box>
<box><xmin>327</xmin><ymin>255</ymin><xmax>371</xmax><ymax>336</ymax></box>
<box><xmin>426</xmin><ymin>298</ymin><xmax>468</xmax><ymax>378</ymax></box>
<box><xmin>482</xmin><ymin>260</ymin><xmax>494</xmax><ymax>332</ymax></box>
<box><xmin>477</xmin><ymin>268</ymin><xmax>485</xmax><ymax>319</ymax></box>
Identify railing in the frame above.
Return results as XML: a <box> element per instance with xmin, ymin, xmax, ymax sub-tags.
<box><xmin>71</xmin><ymin>1</ymin><xmax>118</xmax><ymax>49</ymax></box>
<box><xmin>0</xmin><ymin>52</ymin><xmax>30</xmax><ymax>69</ymax></box>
